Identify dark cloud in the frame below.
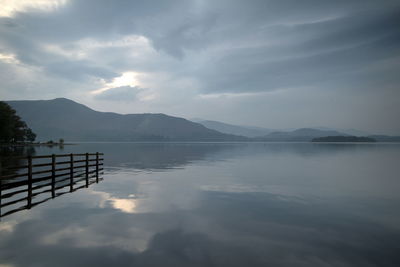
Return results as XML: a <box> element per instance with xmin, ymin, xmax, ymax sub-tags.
<box><xmin>197</xmin><ymin>7</ymin><xmax>400</xmax><ymax>93</ymax></box>
<box><xmin>2</xmin><ymin>0</ymin><xmax>399</xmax><ymax>85</ymax></box>
<box><xmin>0</xmin><ymin>0</ymin><xmax>399</xmax><ymax>133</ymax></box>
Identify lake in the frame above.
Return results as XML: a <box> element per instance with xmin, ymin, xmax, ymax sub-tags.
<box><xmin>1</xmin><ymin>142</ymin><xmax>400</xmax><ymax>266</ymax></box>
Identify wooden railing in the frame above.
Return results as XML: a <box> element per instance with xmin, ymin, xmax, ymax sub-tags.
<box><xmin>0</xmin><ymin>152</ymin><xmax>104</xmax><ymax>218</ymax></box>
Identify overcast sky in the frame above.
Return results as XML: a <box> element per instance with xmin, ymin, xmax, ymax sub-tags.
<box><xmin>0</xmin><ymin>0</ymin><xmax>399</xmax><ymax>134</ymax></box>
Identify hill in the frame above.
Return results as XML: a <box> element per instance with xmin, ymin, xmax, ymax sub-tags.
<box><xmin>192</xmin><ymin>119</ymin><xmax>273</xmax><ymax>137</ymax></box>
<box><xmin>256</xmin><ymin>128</ymin><xmax>348</xmax><ymax>142</ymax></box>
<box><xmin>367</xmin><ymin>135</ymin><xmax>400</xmax><ymax>142</ymax></box>
<box><xmin>312</xmin><ymin>136</ymin><xmax>376</xmax><ymax>142</ymax></box>
<box><xmin>6</xmin><ymin>98</ymin><xmax>246</xmax><ymax>142</ymax></box>
<box><xmin>310</xmin><ymin>127</ymin><xmax>371</xmax><ymax>136</ymax></box>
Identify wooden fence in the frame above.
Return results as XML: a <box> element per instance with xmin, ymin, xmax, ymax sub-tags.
<box><xmin>0</xmin><ymin>152</ymin><xmax>104</xmax><ymax>218</ymax></box>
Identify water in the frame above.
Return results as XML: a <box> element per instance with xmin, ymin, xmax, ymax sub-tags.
<box><xmin>1</xmin><ymin>142</ymin><xmax>400</xmax><ymax>266</ymax></box>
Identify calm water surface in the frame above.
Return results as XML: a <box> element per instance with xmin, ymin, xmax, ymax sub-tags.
<box><xmin>1</xmin><ymin>142</ymin><xmax>400</xmax><ymax>266</ymax></box>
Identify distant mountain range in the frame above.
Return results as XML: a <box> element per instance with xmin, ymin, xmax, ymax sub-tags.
<box><xmin>6</xmin><ymin>98</ymin><xmax>246</xmax><ymax>142</ymax></box>
<box><xmin>312</xmin><ymin>136</ymin><xmax>377</xmax><ymax>142</ymax></box>
<box><xmin>309</xmin><ymin>127</ymin><xmax>371</xmax><ymax>137</ymax></box>
<box><xmin>5</xmin><ymin>98</ymin><xmax>400</xmax><ymax>142</ymax></box>
<box><xmin>191</xmin><ymin>119</ymin><xmax>274</xmax><ymax>137</ymax></box>
<box><xmin>256</xmin><ymin>128</ymin><xmax>348</xmax><ymax>142</ymax></box>
<box><xmin>193</xmin><ymin>119</ymin><xmax>372</xmax><ymax>137</ymax></box>
<box><xmin>193</xmin><ymin>119</ymin><xmax>400</xmax><ymax>142</ymax></box>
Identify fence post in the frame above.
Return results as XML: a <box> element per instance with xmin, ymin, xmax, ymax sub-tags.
<box><xmin>0</xmin><ymin>159</ymin><xmax>2</xmax><ymax>218</ymax></box>
<box><xmin>27</xmin><ymin>156</ymin><xmax>33</xmax><ymax>209</ymax></box>
<box><xmin>70</xmin><ymin>153</ymin><xmax>74</xmax><ymax>192</ymax></box>
<box><xmin>51</xmin><ymin>154</ymin><xmax>56</xmax><ymax>198</ymax></box>
<box><xmin>85</xmin><ymin>153</ymin><xmax>89</xmax><ymax>187</ymax></box>
<box><xmin>96</xmin><ymin>152</ymin><xmax>99</xmax><ymax>183</ymax></box>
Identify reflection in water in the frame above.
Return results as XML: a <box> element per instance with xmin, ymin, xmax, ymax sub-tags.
<box><xmin>0</xmin><ymin>143</ymin><xmax>399</xmax><ymax>267</ymax></box>
<box><xmin>0</xmin><ymin>173</ymin><xmax>103</xmax><ymax>218</ymax></box>
<box><xmin>7</xmin><ymin>142</ymin><xmax>392</xmax><ymax>170</ymax></box>
<box><xmin>0</xmin><ymin>152</ymin><xmax>104</xmax><ymax>218</ymax></box>
<box><xmin>0</xmin><ymin>146</ymin><xmax>36</xmax><ymax>178</ymax></box>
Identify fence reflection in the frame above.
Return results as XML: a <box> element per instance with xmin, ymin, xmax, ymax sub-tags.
<box><xmin>0</xmin><ymin>152</ymin><xmax>104</xmax><ymax>218</ymax></box>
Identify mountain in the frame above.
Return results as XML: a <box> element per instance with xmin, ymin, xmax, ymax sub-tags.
<box><xmin>192</xmin><ymin>119</ymin><xmax>372</xmax><ymax>139</ymax></box>
<box><xmin>311</xmin><ymin>127</ymin><xmax>371</xmax><ymax>136</ymax></box>
<box><xmin>6</xmin><ymin>98</ymin><xmax>247</xmax><ymax>142</ymax></box>
<box><xmin>256</xmin><ymin>128</ymin><xmax>348</xmax><ymax>142</ymax></box>
<box><xmin>367</xmin><ymin>135</ymin><xmax>400</xmax><ymax>142</ymax></box>
<box><xmin>312</xmin><ymin>136</ymin><xmax>376</xmax><ymax>142</ymax></box>
<box><xmin>191</xmin><ymin>119</ymin><xmax>273</xmax><ymax>137</ymax></box>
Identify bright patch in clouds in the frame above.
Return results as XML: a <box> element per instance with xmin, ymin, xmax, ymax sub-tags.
<box><xmin>91</xmin><ymin>71</ymin><xmax>157</xmax><ymax>102</ymax></box>
<box><xmin>0</xmin><ymin>53</ymin><xmax>19</xmax><ymax>64</ymax></box>
<box><xmin>109</xmin><ymin>72</ymin><xmax>139</xmax><ymax>88</ymax></box>
<box><xmin>92</xmin><ymin>71</ymin><xmax>140</xmax><ymax>94</ymax></box>
<box><xmin>0</xmin><ymin>0</ymin><xmax>67</xmax><ymax>17</ymax></box>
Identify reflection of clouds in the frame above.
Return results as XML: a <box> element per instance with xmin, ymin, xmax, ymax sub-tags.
<box><xmin>39</xmin><ymin>221</ymin><xmax>150</xmax><ymax>252</ymax></box>
<box><xmin>200</xmin><ymin>184</ymin><xmax>311</xmax><ymax>204</ymax></box>
<box><xmin>111</xmin><ymin>198</ymin><xmax>137</xmax><ymax>214</ymax></box>
<box><xmin>1</xmin><ymin>144</ymin><xmax>400</xmax><ymax>266</ymax></box>
<box><xmin>90</xmin><ymin>190</ymin><xmax>139</xmax><ymax>214</ymax></box>
<box><xmin>0</xmin><ymin>188</ymin><xmax>400</xmax><ymax>267</ymax></box>
<box><xmin>94</xmin><ymin>170</ymin><xmax>202</xmax><ymax>214</ymax></box>
<box><xmin>0</xmin><ymin>221</ymin><xmax>18</xmax><ymax>233</ymax></box>
<box><xmin>41</xmin><ymin>225</ymin><xmax>85</xmax><ymax>245</ymax></box>
<box><xmin>200</xmin><ymin>184</ymin><xmax>300</xmax><ymax>194</ymax></box>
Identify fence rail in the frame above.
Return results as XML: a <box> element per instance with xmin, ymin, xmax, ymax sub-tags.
<box><xmin>0</xmin><ymin>152</ymin><xmax>104</xmax><ymax>218</ymax></box>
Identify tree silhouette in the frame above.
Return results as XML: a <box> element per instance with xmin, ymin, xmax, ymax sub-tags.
<box><xmin>0</xmin><ymin>101</ymin><xmax>36</xmax><ymax>143</ymax></box>
<box><xmin>26</xmin><ymin>128</ymin><xmax>37</xmax><ymax>142</ymax></box>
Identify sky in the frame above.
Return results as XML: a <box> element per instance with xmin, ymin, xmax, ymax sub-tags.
<box><xmin>0</xmin><ymin>0</ymin><xmax>399</xmax><ymax>134</ymax></box>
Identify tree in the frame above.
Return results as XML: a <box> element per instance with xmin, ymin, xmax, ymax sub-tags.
<box><xmin>0</xmin><ymin>101</ymin><xmax>36</xmax><ymax>143</ymax></box>
<box><xmin>26</xmin><ymin>128</ymin><xmax>37</xmax><ymax>142</ymax></box>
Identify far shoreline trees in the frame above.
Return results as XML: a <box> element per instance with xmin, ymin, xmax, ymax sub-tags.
<box><xmin>0</xmin><ymin>101</ymin><xmax>36</xmax><ymax>143</ymax></box>
<box><xmin>311</xmin><ymin>136</ymin><xmax>377</xmax><ymax>142</ymax></box>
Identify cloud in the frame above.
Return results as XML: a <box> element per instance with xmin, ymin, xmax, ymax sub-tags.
<box><xmin>0</xmin><ymin>0</ymin><xmax>67</xmax><ymax>18</ymax></box>
<box><xmin>0</xmin><ymin>0</ymin><xmax>400</xmax><ymax>133</ymax></box>
<box><xmin>94</xmin><ymin>86</ymin><xmax>145</xmax><ymax>102</ymax></box>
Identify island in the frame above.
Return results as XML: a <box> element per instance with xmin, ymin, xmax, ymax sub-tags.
<box><xmin>311</xmin><ymin>136</ymin><xmax>377</xmax><ymax>142</ymax></box>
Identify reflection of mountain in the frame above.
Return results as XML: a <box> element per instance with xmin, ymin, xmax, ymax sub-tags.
<box><xmin>1</xmin><ymin>143</ymin><xmax>398</xmax><ymax>266</ymax></box>
<box><xmin>84</xmin><ymin>143</ymin><xmax>239</xmax><ymax>170</ymax></box>
<box><xmin>3</xmin><ymin>143</ymin><xmax>238</xmax><ymax>171</ymax></box>
<box><xmin>7</xmin><ymin>98</ymin><xmax>245</xmax><ymax>142</ymax></box>
<box><xmin>16</xmin><ymin>142</ymin><xmax>389</xmax><ymax>172</ymax></box>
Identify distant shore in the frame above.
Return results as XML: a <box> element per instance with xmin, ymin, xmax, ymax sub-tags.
<box><xmin>0</xmin><ymin>142</ymin><xmax>73</xmax><ymax>147</ymax></box>
<box><xmin>311</xmin><ymin>136</ymin><xmax>377</xmax><ymax>143</ymax></box>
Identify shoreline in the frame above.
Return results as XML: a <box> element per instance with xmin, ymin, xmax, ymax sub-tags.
<box><xmin>0</xmin><ymin>143</ymin><xmax>74</xmax><ymax>147</ymax></box>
